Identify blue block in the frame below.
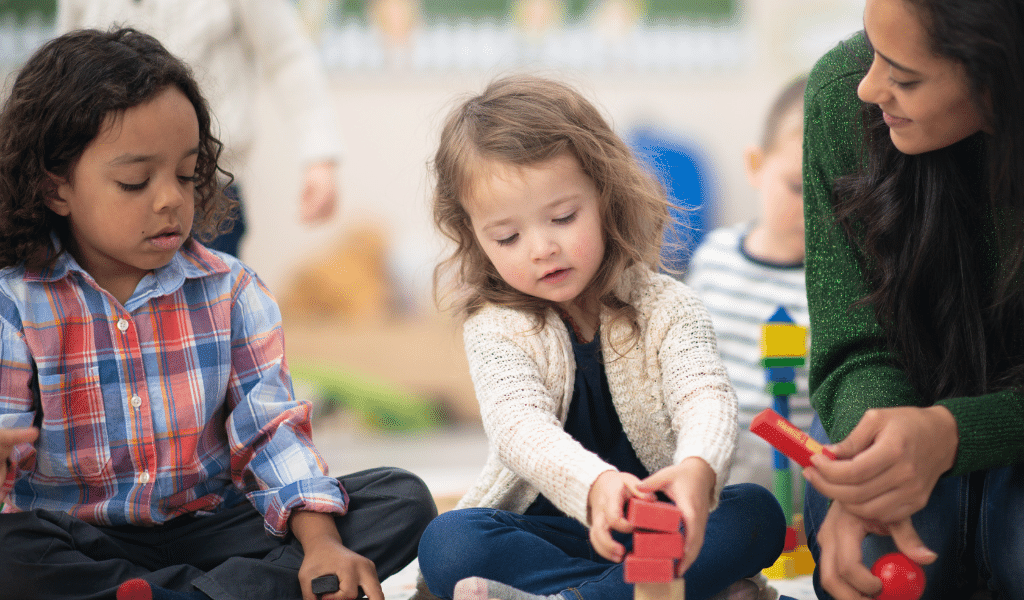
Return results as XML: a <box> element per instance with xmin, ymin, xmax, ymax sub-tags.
<box><xmin>772</xmin><ymin>396</ymin><xmax>790</xmax><ymax>419</ymax></box>
<box><xmin>766</xmin><ymin>366</ymin><xmax>796</xmax><ymax>382</ymax></box>
<box><xmin>767</xmin><ymin>306</ymin><xmax>795</xmax><ymax>323</ymax></box>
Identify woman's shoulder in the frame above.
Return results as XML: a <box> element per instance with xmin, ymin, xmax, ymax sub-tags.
<box><xmin>807</xmin><ymin>31</ymin><xmax>871</xmax><ymax>102</ymax></box>
<box><xmin>805</xmin><ymin>32</ymin><xmax>871</xmax><ymax>183</ymax></box>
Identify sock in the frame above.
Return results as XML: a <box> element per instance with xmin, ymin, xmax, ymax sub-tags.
<box><xmin>453</xmin><ymin>577</ymin><xmax>562</xmax><ymax>600</ymax></box>
<box><xmin>116</xmin><ymin>579</ymin><xmax>209</xmax><ymax>600</ymax></box>
<box><xmin>707</xmin><ymin>578</ymin><xmax>760</xmax><ymax>600</ymax></box>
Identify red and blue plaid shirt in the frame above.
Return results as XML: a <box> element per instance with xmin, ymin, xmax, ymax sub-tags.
<box><xmin>0</xmin><ymin>240</ymin><xmax>346</xmax><ymax>536</ymax></box>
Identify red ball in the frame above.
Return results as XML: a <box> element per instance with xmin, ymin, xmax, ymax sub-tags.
<box><xmin>871</xmin><ymin>553</ymin><xmax>926</xmax><ymax>600</ymax></box>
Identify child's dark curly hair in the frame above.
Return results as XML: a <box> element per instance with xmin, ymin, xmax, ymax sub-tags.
<box><xmin>0</xmin><ymin>27</ymin><xmax>234</xmax><ymax>270</ymax></box>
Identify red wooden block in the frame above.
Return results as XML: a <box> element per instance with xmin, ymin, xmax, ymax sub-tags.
<box><xmin>627</xmin><ymin>498</ymin><xmax>682</xmax><ymax>532</ymax></box>
<box><xmin>624</xmin><ymin>556</ymin><xmax>676</xmax><ymax>583</ymax></box>
<box><xmin>633</xmin><ymin>531</ymin><xmax>684</xmax><ymax>560</ymax></box>
<box><xmin>750</xmin><ymin>408</ymin><xmax>838</xmax><ymax>468</ymax></box>
<box><xmin>783</xmin><ymin>526</ymin><xmax>798</xmax><ymax>552</ymax></box>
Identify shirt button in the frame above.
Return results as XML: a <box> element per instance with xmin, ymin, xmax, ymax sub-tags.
<box><xmin>139</xmin><ymin>472</ymin><xmax>150</xmax><ymax>484</ymax></box>
<box><xmin>130</xmin><ymin>395</ymin><xmax>142</xmax><ymax>408</ymax></box>
<box><xmin>117</xmin><ymin>319</ymin><xmax>130</xmax><ymax>332</ymax></box>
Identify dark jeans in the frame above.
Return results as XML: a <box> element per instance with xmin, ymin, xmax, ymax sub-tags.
<box><xmin>417</xmin><ymin>483</ymin><xmax>785</xmax><ymax>600</ymax></box>
<box><xmin>804</xmin><ymin>416</ymin><xmax>1024</xmax><ymax>600</ymax></box>
<box><xmin>0</xmin><ymin>467</ymin><xmax>437</xmax><ymax>600</ymax></box>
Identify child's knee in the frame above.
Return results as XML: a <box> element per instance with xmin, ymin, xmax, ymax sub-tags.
<box><xmin>418</xmin><ymin>509</ymin><xmax>495</xmax><ymax>590</ymax></box>
<box><xmin>384</xmin><ymin>467</ymin><xmax>439</xmax><ymax>529</ymax></box>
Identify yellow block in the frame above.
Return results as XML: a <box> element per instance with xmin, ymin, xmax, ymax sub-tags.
<box><xmin>785</xmin><ymin>545</ymin><xmax>816</xmax><ymax>576</ymax></box>
<box><xmin>762</xmin><ymin>555</ymin><xmax>796</xmax><ymax>580</ymax></box>
<box><xmin>760</xmin><ymin>324</ymin><xmax>808</xmax><ymax>357</ymax></box>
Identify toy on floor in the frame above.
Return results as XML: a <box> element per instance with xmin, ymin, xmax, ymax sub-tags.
<box><xmin>751</xmin><ymin>406</ymin><xmax>821</xmax><ymax>578</ymax></box>
<box><xmin>751</xmin><ymin>406</ymin><xmax>928</xmax><ymax>597</ymax></box>
<box><xmin>754</xmin><ymin>307</ymin><xmax>816</xmax><ymax>579</ymax></box>
<box><xmin>750</xmin><ymin>408</ymin><xmax>837</xmax><ymax>468</ymax></box>
<box><xmin>312</xmin><ymin>574</ymin><xmax>340</xmax><ymax>597</ymax></box>
<box><xmin>872</xmin><ymin>553</ymin><xmax>926</xmax><ymax>600</ymax></box>
<box><xmin>624</xmin><ymin>498</ymin><xmax>685</xmax><ymax>600</ymax></box>
<box><xmin>290</xmin><ymin>359</ymin><xmax>447</xmax><ymax>431</ymax></box>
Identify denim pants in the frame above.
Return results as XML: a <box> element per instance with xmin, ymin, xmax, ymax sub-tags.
<box><xmin>418</xmin><ymin>483</ymin><xmax>785</xmax><ymax>600</ymax></box>
<box><xmin>804</xmin><ymin>416</ymin><xmax>1024</xmax><ymax>600</ymax></box>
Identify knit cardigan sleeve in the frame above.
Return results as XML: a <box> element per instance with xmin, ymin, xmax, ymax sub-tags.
<box><xmin>804</xmin><ymin>33</ymin><xmax>1024</xmax><ymax>473</ymax></box>
<box><xmin>605</xmin><ymin>271</ymin><xmax>737</xmax><ymax>502</ymax></box>
<box><xmin>462</xmin><ymin>307</ymin><xmax>617</xmax><ymax>524</ymax></box>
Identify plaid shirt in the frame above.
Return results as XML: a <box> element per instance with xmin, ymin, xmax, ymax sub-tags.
<box><xmin>0</xmin><ymin>240</ymin><xmax>346</xmax><ymax>536</ymax></box>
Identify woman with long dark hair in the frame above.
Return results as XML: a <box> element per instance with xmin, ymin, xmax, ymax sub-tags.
<box><xmin>801</xmin><ymin>0</ymin><xmax>1024</xmax><ymax>598</ymax></box>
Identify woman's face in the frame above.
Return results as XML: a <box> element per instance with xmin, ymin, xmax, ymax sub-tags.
<box><xmin>857</xmin><ymin>0</ymin><xmax>989</xmax><ymax>155</ymax></box>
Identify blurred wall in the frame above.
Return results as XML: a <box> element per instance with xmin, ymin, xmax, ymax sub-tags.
<box><xmin>241</xmin><ymin>0</ymin><xmax>862</xmax><ymax>313</ymax></box>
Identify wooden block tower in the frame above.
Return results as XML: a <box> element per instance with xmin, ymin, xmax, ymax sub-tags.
<box><xmin>624</xmin><ymin>498</ymin><xmax>685</xmax><ymax>600</ymax></box>
<box><xmin>758</xmin><ymin>306</ymin><xmax>815</xmax><ymax>579</ymax></box>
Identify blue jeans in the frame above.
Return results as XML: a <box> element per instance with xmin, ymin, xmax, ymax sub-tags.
<box><xmin>418</xmin><ymin>483</ymin><xmax>785</xmax><ymax>600</ymax></box>
<box><xmin>804</xmin><ymin>416</ymin><xmax>1024</xmax><ymax>599</ymax></box>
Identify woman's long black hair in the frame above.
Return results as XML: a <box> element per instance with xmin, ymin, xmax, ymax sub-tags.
<box><xmin>835</xmin><ymin>0</ymin><xmax>1024</xmax><ymax>403</ymax></box>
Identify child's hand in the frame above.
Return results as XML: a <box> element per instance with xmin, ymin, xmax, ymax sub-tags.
<box><xmin>291</xmin><ymin>510</ymin><xmax>383</xmax><ymax>600</ymax></box>
<box><xmin>298</xmin><ymin>539</ymin><xmax>382</xmax><ymax>600</ymax></box>
<box><xmin>587</xmin><ymin>470</ymin><xmax>654</xmax><ymax>562</ymax></box>
<box><xmin>636</xmin><ymin>457</ymin><xmax>715</xmax><ymax>575</ymax></box>
<box><xmin>0</xmin><ymin>427</ymin><xmax>38</xmax><ymax>481</ymax></box>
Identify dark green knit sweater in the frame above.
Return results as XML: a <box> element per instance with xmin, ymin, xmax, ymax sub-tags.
<box><xmin>803</xmin><ymin>32</ymin><xmax>1024</xmax><ymax>475</ymax></box>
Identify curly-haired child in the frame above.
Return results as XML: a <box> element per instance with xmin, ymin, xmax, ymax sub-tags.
<box><xmin>416</xmin><ymin>75</ymin><xmax>786</xmax><ymax>600</ymax></box>
<box><xmin>0</xmin><ymin>28</ymin><xmax>435</xmax><ymax>600</ymax></box>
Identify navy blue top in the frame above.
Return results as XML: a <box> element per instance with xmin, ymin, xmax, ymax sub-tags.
<box><xmin>525</xmin><ymin>321</ymin><xmax>650</xmax><ymax>517</ymax></box>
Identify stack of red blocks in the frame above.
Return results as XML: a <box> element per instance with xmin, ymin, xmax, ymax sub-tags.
<box><xmin>623</xmin><ymin>498</ymin><xmax>685</xmax><ymax>584</ymax></box>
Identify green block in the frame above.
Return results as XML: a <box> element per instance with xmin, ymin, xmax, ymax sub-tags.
<box><xmin>760</xmin><ymin>357</ymin><xmax>806</xmax><ymax>368</ymax></box>
<box><xmin>773</xmin><ymin>469</ymin><xmax>793</xmax><ymax>525</ymax></box>
<box><xmin>766</xmin><ymin>381</ymin><xmax>797</xmax><ymax>396</ymax></box>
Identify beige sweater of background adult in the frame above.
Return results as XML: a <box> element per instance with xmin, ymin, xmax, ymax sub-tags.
<box><xmin>456</xmin><ymin>266</ymin><xmax>738</xmax><ymax>525</ymax></box>
<box><xmin>58</xmin><ymin>0</ymin><xmax>343</xmax><ymax>178</ymax></box>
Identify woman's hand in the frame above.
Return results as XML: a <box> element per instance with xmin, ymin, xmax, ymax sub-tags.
<box><xmin>804</xmin><ymin>406</ymin><xmax>957</xmax><ymax>524</ymax></box>
<box><xmin>636</xmin><ymin>457</ymin><xmax>715</xmax><ymax>575</ymax></box>
<box><xmin>815</xmin><ymin>501</ymin><xmax>936</xmax><ymax>600</ymax></box>
<box><xmin>290</xmin><ymin>511</ymin><xmax>383</xmax><ymax>600</ymax></box>
<box><xmin>587</xmin><ymin>470</ymin><xmax>653</xmax><ymax>562</ymax></box>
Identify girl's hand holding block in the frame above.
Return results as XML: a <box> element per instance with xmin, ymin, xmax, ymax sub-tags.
<box><xmin>624</xmin><ymin>498</ymin><xmax>686</xmax><ymax>599</ymax></box>
<box><xmin>626</xmin><ymin>498</ymin><xmax>683</xmax><ymax>533</ymax></box>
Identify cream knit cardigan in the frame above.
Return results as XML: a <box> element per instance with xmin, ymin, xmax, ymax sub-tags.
<box><xmin>456</xmin><ymin>266</ymin><xmax>738</xmax><ymax>525</ymax></box>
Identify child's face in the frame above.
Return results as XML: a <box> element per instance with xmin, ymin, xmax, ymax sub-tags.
<box><xmin>48</xmin><ymin>86</ymin><xmax>198</xmax><ymax>298</ymax></box>
<box><xmin>464</xmin><ymin>152</ymin><xmax>605</xmax><ymax>309</ymax></box>
<box><xmin>746</xmin><ymin>124</ymin><xmax>804</xmax><ymax>240</ymax></box>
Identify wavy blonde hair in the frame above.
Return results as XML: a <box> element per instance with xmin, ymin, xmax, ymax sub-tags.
<box><xmin>432</xmin><ymin>75</ymin><xmax>670</xmax><ymax>349</ymax></box>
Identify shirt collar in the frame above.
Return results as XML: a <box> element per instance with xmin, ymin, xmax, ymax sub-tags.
<box><xmin>25</xmin><ymin>234</ymin><xmax>231</xmax><ymax>292</ymax></box>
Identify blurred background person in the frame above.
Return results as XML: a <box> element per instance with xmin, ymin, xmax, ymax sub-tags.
<box><xmin>59</xmin><ymin>0</ymin><xmax>344</xmax><ymax>257</ymax></box>
<box><xmin>685</xmin><ymin>75</ymin><xmax>809</xmax><ymax>514</ymax></box>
